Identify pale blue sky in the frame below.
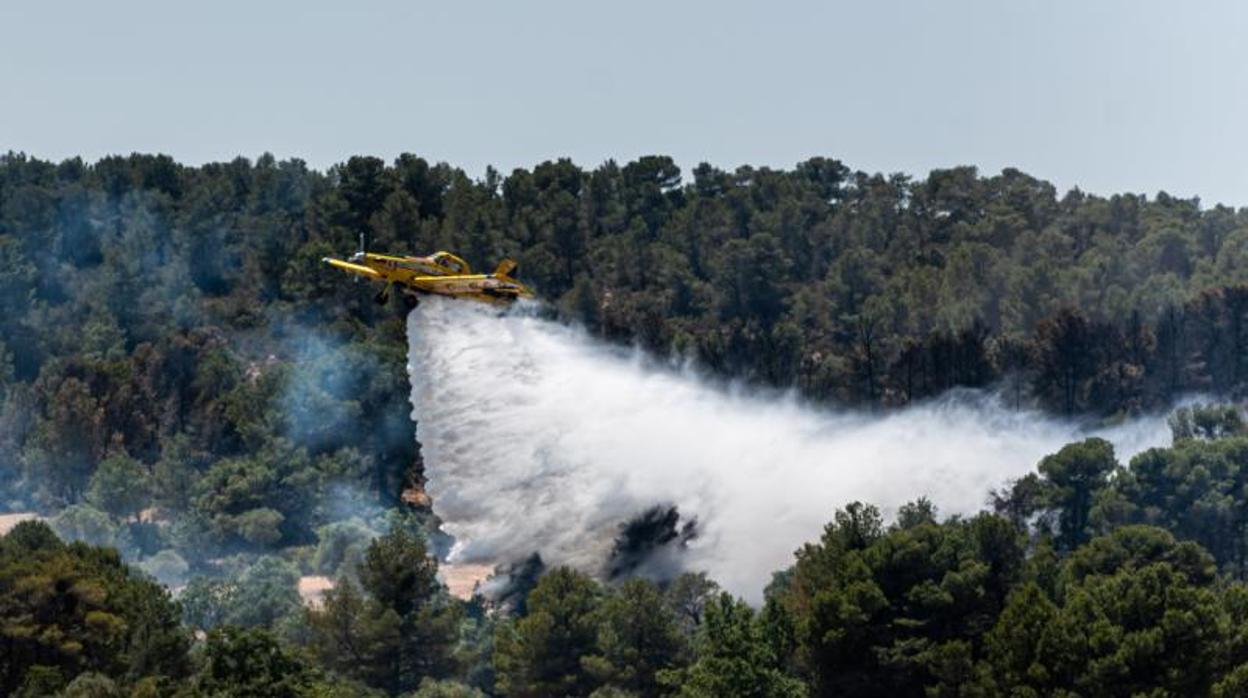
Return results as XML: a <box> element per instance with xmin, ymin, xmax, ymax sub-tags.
<box><xmin>3</xmin><ymin>1</ymin><xmax>1246</xmax><ymax>205</ymax></box>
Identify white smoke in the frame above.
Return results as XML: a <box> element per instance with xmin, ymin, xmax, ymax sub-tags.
<box><xmin>407</xmin><ymin>298</ymin><xmax>1173</xmax><ymax>599</ymax></box>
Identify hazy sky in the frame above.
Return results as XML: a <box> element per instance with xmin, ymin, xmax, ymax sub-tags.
<box><xmin>3</xmin><ymin>1</ymin><xmax>1246</xmax><ymax>205</ymax></box>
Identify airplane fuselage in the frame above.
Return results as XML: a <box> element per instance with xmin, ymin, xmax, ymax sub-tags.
<box><xmin>323</xmin><ymin>250</ymin><xmax>532</xmax><ymax>305</ymax></box>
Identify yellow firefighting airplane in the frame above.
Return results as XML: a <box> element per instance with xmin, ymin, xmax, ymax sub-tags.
<box><xmin>323</xmin><ymin>238</ymin><xmax>533</xmax><ymax>306</ymax></box>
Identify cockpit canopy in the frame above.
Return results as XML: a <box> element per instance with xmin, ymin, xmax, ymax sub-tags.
<box><xmin>429</xmin><ymin>251</ymin><xmax>470</xmax><ymax>274</ymax></box>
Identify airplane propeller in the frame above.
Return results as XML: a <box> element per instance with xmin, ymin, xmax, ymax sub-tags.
<box><xmin>352</xmin><ymin>233</ymin><xmax>366</xmax><ymax>288</ymax></box>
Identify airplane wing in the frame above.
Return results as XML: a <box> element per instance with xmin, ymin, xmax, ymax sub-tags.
<box><xmin>323</xmin><ymin>257</ymin><xmax>382</xmax><ymax>280</ymax></box>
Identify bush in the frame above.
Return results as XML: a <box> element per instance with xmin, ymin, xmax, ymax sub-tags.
<box><xmin>138</xmin><ymin>549</ymin><xmax>190</xmax><ymax>587</ymax></box>
<box><xmin>313</xmin><ymin>518</ymin><xmax>376</xmax><ymax>576</ymax></box>
<box><xmin>234</xmin><ymin>507</ymin><xmax>285</xmax><ymax>546</ymax></box>
<box><xmin>50</xmin><ymin>504</ymin><xmax>117</xmax><ymax>547</ymax></box>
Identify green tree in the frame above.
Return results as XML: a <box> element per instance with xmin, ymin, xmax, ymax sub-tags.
<box><xmin>780</xmin><ymin>507</ymin><xmax>1022</xmax><ymax>697</ymax></box>
<box><xmin>1030</xmin><ymin>309</ymin><xmax>1104</xmax><ymax>414</ymax></box>
<box><xmin>306</xmin><ymin>578</ymin><xmax>400</xmax><ymax>690</ymax></box>
<box><xmin>312</xmin><ymin>518</ymin><xmax>375</xmax><ymax>576</ymax></box>
<box><xmin>85</xmin><ymin>454</ymin><xmax>152</xmax><ymax>522</ymax></box>
<box><xmin>328</xmin><ymin>525</ymin><xmax>462</xmax><ymax>693</ymax></box>
<box><xmin>180</xmin><ymin>577</ymin><xmax>238</xmax><ymax>632</ymax></box>
<box><xmin>359</xmin><ymin>525</ymin><xmax>439</xmax><ymax>618</ymax></box>
<box><xmin>48</xmin><ymin>504</ymin><xmax>118</xmax><ymax>546</ymax></box>
<box><xmin>137</xmin><ymin>549</ymin><xmax>189</xmax><ymax>587</ymax></box>
<box><xmin>195</xmin><ymin>626</ymin><xmax>317</xmax><ymax>698</ymax></box>
<box><xmin>24</xmin><ymin>376</ymin><xmax>106</xmax><ymax>503</ymax></box>
<box><xmin>1060</xmin><ymin>525</ymin><xmax>1216</xmax><ymax>589</ymax></box>
<box><xmin>60</xmin><ymin>671</ymin><xmax>122</xmax><ymax>697</ymax></box>
<box><xmin>410</xmin><ymin>677</ymin><xmax>488</xmax><ymax>698</ymax></box>
<box><xmin>494</xmin><ymin>567</ymin><xmax>603</xmax><ymax>697</ymax></box>
<box><xmin>979</xmin><ymin>582</ymin><xmax>1059</xmax><ymax>694</ymax></box>
<box><xmin>1096</xmin><ymin>437</ymin><xmax>1248</xmax><ymax>576</ymax></box>
<box><xmin>0</xmin><ymin>522</ymin><xmax>189</xmax><ymax>695</ymax></box>
<box><xmin>15</xmin><ymin>666</ymin><xmax>65</xmax><ymax>698</ymax></box>
<box><xmin>1051</xmin><ymin>561</ymin><xmax>1227</xmax><ymax>696</ymax></box>
<box><xmin>227</xmin><ymin>555</ymin><xmax>303</xmax><ymax>628</ymax></box>
<box><xmin>583</xmin><ymin>578</ymin><xmax>688</xmax><ymax>694</ymax></box>
<box><xmin>1037</xmin><ymin>437</ymin><xmax>1117</xmax><ymax>551</ymax></box>
<box><xmin>659</xmin><ymin>593</ymin><xmax>805</xmax><ymax>698</ymax></box>
<box><xmin>1169</xmin><ymin>404</ymin><xmax>1246</xmax><ymax>441</ymax></box>
<box><xmin>665</xmin><ymin>572</ymin><xmax>720</xmax><ymax>638</ymax></box>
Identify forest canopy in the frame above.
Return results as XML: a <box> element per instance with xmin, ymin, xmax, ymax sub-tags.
<box><xmin>8</xmin><ymin>413</ymin><xmax>1248</xmax><ymax>696</ymax></box>
<box><xmin>5</xmin><ymin>151</ymin><xmax>1248</xmax><ymax>696</ymax></box>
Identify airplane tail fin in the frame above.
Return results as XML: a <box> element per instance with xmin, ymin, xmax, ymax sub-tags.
<box><xmin>493</xmin><ymin>259</ymin><xmax>518</xmax><ymax>278</ymax></box>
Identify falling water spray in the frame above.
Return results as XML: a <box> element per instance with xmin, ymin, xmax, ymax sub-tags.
<box><xmin>407</xmin><ymin>297</ymin><xmax>1173</xmax><ymax>599</ymax></box>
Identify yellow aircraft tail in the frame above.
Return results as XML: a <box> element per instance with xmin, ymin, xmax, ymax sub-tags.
<box><xmin>494</xmin><ymin>259</ymin><xmax>519</xmax><ymax>278</ymax></box>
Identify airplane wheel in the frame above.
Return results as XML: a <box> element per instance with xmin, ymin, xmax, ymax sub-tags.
<box><xmin>403</xmin><ymin>294</ymin><xmax>419</xmax><ymax>310</ymax></box>
<box><xmin>373</xmin><ymin>292</ymin><xmax>389</xmax><ymax>306</ymax></box>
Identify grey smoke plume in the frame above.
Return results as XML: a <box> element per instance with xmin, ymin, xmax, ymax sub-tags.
<box><xmin>407</xmin><ymin>298</ymin><xmax>1174</xmax><ymax>599</ymax></box>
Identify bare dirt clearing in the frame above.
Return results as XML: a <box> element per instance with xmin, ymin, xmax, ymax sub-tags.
<box><xmin>440</xmin><ymin>563</ymin><xmax>493</xmax><ymax>600</ymax></box>
<box><xmin>299</xmin><ymin>575</ymin><xmax>334</xmax><ymax>608</ymax></box>
<box><xmin>0</xmin><ymin>513</ymin><xmax>40</xmax><ymax>535</ymax></box>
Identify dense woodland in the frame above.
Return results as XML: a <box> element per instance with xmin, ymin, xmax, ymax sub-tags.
<box><xmin>11</xmin><ymin>412</ymin><xmax>1248</xmax><ymax>697</ymax></box>
<box><xmin>5</xmin><ymin>152</ymin><xmax>1248</xmax><ymax>695</ymax></box>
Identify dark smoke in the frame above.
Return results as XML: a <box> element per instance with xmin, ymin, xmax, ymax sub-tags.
<box><xmin>605</xmin><ymin>505</ymin><xmax>698</xmax><ymax>582</ymax></box>
<box><xmin>480</xmin><ymin>553</ymin><xmax>546</xmax><ymax>616</ymax></box>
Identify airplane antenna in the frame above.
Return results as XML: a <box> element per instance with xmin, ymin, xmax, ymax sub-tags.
<box><xmin>358</xmin><ymin>232</ymin><xmax>365</xmax><ymax>255</ymax></box>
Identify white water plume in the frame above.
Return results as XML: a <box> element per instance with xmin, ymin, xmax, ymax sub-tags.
<box><xmin>407</xmin><ymin>298</ymin><xmax>1174</xmax><ymax>599</ymax></box>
